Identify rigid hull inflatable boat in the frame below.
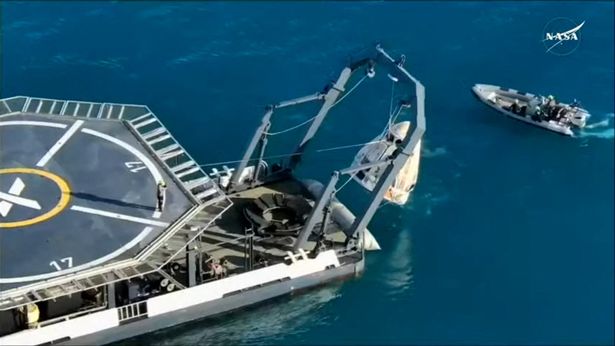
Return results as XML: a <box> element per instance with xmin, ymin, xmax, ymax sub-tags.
<box><xmin>472</xmin><ymin>83</ymin><xmax>590</xmax><ymax>136</ymax></box>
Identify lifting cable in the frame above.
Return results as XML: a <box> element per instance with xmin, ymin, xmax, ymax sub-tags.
<box><xmin>315</xmin><ymin>139</ymin><xmax>384</xmax><ymax>153</ymax></box>
<box><xmin>198</xmin><ymin>138</ymin><xmax>384</xmax><ymax>168</ymax></box>
<box><xmin>263</xmin><ymin>75</ymin><xmax>368</xmax><ymax>136</ymax></box>
<box><xmin>389</xmin><ymin>80</ymin><xmax>396</xmax><ymax>121</ymax></box>
<box><xmin>198</xmin><ymin>70</ymin><xmax>384</xmax><ymax>188</ymax></box>
<box><xmin>335</xmin><ymin>173</ymin><xmax>356</xmax><ymax>194</ymax></box>
<box><xmin>329</xmin><ymin>75</ymin><xmax>368</xmax><ymax>109</ymax></box>
<box><xmin>378</xmin><ymin>78</ymin><xmax>402</xmax><ymax>139</ymax></box>
<box><xmin>263</xmin><ymin>116</ymin><xmax>317</xmax><ymax>136</ymax></box>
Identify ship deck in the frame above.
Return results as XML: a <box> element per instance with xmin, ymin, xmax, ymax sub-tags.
<box><xmin>0</xmin><ymin>95</ymin><xmax>346</xmax><ymax>311</ymax></box>
<box><xmin>195</xmin><ymin>180</ymin><xmax>348</xmax><ymax>271</ymax></box>
<box><xmin>0</xmin><ymin>112</ymin><xmax>194</xmax><ymax>291</ymax></box>
<box><xmin>0</xmin><ymin>96</ymin><xmax>228</xmax><ymax>307</ymax></box>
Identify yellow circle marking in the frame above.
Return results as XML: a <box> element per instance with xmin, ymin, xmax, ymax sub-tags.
<box><xmin>0</xmin><ymin>168</ymin><xmax>71</xmax><ymax>228</ymax></box>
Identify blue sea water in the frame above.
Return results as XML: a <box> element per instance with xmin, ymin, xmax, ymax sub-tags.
<box><xmin>1</xmin><ymin>1</ymin><xmax>613</xmax><ymax>345</ymax></box>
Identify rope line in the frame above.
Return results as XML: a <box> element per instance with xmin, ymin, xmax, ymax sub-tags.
<box><xmin>390</xmin><ymin>105</ymin><xmax>403</xmax><ymax>126</ymax></box>
<box><xmin>263</xmin><ymin>74</ymin><xmax>368</xmax><ymax>136</ymax></box>
<box><xmin>315</xmin><ymin>139</ymin><xmax>384</xmax><ymax>153</ymax></box>
<box><xmin>198</xmin><ymin>139</ymin><xmax>384</xmax><ymax>168</ymax></box>
<box><xmin>377</xmin><ymin>79</ymin><xmax>401</xmax><ymax>139</ymax></box>
<box><xmin>389</xmin><ymin>81</ymin><xmax>396</xmax><ymax>120</ymax></box>
<box><xmin>329</xmin><ymin>75</ymin><xmax>368</xmax><ymax>109</ymax></box>
<box><xmin>200</xmin><ymin>72</ymin><xmax>385</xmax><ymax>171</ymax></box>
<box><xmin>263</xmin><ymin>115</ymin><xmax>318</xmax><ymax>136</ymax></box>
<box><xmin>335</xmin><ymin>173</ymin><xmax>356</xmax><ymax>193</ymax></box>
<box><xmin>198</xmin><ymin>153</ymin><xmax>300</xmax><ymax>167</ymax></box>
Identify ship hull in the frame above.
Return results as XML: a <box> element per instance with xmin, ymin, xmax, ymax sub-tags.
<box><xmin>61</xmin><ymin>258</ymin><xmax>363</xmax><ymax>345</ymax></box>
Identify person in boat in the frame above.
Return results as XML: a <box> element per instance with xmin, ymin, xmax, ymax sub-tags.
<box><xmin>551</xmin><ymin>107</ymin><xmax>559</xmax><ymax>121</ymax></box>
<box><xmin>533</xmin><ymin>106</ymin><xmax>543</xmax><ymax>121</ymax></box>
<box><xmin>556</xmin><ymin>106</ymin><xmax>567</xmax><ymax>121</ymax></box>
<box><xmin>510</xmin><ymin>99</ymin><xmax>520</xmax><ymax>114</ymax></box>
<box><xmin>548</xmin><ymin>95</ymin><xmax>558</xmax><ymax>114</ymax></box>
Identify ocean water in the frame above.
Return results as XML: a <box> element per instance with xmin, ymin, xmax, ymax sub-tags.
<box><xmin>1</xmin><ymin>1</ymin><xmax>613</xmax><ymax>345</ymax></box>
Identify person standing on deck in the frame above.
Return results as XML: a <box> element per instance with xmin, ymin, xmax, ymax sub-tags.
<box><xmin>156</xmin><ymin>181</ymin><xmax>167</xmax><ymax>212</ymax></box>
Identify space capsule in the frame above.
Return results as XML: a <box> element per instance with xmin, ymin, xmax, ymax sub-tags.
<box><xmin>351</xmin><ymin>121</ymin><xmax>421</xmax><ymax>205</ymax></box>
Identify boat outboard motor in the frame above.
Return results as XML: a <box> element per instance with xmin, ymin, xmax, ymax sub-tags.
<box><xmin>570</xmin><ymin>112</ymin><xmax>588</xmax><ymax>127</ymax></box>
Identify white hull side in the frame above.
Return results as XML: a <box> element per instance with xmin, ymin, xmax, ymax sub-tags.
<box><xmin>0</xmin><ymin>250</ymin><xmax>349</xmax><ymax>346</ymax></box>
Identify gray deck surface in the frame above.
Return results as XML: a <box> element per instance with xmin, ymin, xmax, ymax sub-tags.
<box><xmin>0</xmin><ymin>113</ymin><xmax>194</xmax><ymax>291</ymax></box>
<box><xmin>195</xmin><ymin>180</ymin><xmax>347</xmax><ymax>271</ymax></box>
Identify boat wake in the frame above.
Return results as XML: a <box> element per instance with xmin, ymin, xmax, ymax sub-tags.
<box><xmin>578</xmin><ymin>113</ymin><xmax>614</xmax><ymax>139</ymax></box>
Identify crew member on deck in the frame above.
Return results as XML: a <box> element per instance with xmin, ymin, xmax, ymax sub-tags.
<box><xmin>156</xmin><ymin>181</ymin><xmax>167</xmax><ymax>212</ymax></box>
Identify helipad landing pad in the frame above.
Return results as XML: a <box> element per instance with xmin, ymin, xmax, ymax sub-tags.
<box><xmin>0</xmin><ymin>114</ymin><xmax>194</xmax><ymax>290</ymax></box>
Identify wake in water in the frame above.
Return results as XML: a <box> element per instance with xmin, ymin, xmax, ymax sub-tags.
<box><xmin>578</xmin><ymin>113</ymin><xmax>614</xmax><ymax>139</ymax></box>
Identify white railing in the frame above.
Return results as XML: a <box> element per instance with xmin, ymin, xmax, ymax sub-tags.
<box><xmin>118</xmin><ymin>301</ymin><xmax>147</xmax><ymax>323</ymax></box>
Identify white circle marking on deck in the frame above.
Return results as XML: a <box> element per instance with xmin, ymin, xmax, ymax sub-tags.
<box><xmin>0</xmin><ymin>121</ymin><xmax>165</xmax><ymax>283</ymax></box>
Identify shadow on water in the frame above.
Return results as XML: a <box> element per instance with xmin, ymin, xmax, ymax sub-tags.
<box><xmin>114</xmin><ymin>284</ymin><xmax>343</xmax><ymax>346</ymax></box>
<box><xmin>70</xmin><ymin>192</ymin><xmax>156</xmax><ymax>212</ymax></box>
<box><xmin>383</xmin><ymin>228</ymin><xmax>414</xmax><ymax>298</ymax></box>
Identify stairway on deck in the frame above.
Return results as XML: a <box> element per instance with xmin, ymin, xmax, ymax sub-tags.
<box><xmin>137</xmin><ymin>197</ymin><xmax>233</xmax><ymax>268</ymax></box>
<box><xmin>127</xmin><ymin>113</ymin><xmax>224</xmax><ymax>204</ymax></box>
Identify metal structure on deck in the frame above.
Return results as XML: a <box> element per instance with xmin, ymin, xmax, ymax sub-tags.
<box><xmin>227</xmin><ymin>44</ymin><xmax>426</xmax><ymax>252</ymax></box>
